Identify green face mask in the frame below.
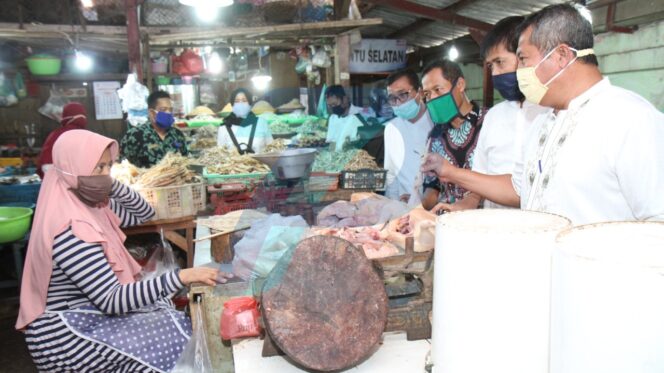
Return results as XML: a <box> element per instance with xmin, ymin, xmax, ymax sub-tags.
<box><xmin>426</xmin><ymin>83</ymin><xmax>460</xmax><ymax>124</ymax></box>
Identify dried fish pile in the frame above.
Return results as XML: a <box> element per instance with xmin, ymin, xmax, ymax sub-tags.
<box><xmin>136</xmin><ymin>153</ymin><xmax>197</xmax><ymax>187</ymax></box>
<box><xmin>190</xmin><ymin>125</ymin><xmax>219</xmax><ymax>150</ymax></box>
<box><xmin>198</xmin><ymin>146</ymin><xmax>270</xmax><ymax>175</ymax></box>
<box><xmin>264</xmin><ymin>139</ymin><xmax>288</xmax><ymax>153</ymax></box>
<box><xmin>269</xmin><ymin>121</ymin><xmax>292</xmax><ymax>135</ymax></box>
<box><xmin>111</xmin><ymin>160</ymin><xmax>143</xmax><ymax>185</ymax></box>
<box><xmin>312</xmin><ymin>149</ymin><xmax>380</xmax><ymax>173</ymax></box>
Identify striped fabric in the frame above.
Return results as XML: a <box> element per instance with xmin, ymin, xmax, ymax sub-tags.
<box><xmin>25</xmin><ymin>180</ymin><xmax>186</xmax><ymax>372</ymax></box>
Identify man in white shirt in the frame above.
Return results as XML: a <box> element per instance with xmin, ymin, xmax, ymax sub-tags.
<box><xmin>325</xmin><ymin>85</ymin><xmax>364</xmax><ymax>151</ymax></box>
<box><xmin>421</xmin><ymin>4</ymin><xmax>664</xmax><ymax>225</ymax></box>
<box><xmin>383</xmin><ymin>69</ymin><xmax>434</xmax><ymax>202</ymax></box>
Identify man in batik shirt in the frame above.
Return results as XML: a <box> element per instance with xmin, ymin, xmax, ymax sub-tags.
<box><xmin>120</xmin><ymin>91</ymin><xmax>188</xmax><ymax>168</ymax></box>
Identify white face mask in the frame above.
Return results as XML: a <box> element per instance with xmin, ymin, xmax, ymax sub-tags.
<box><xmin>232</xmin><ymin>102</ymin><xmax>252</xmax><ymax>118</ymax></box>
<box><xmin>516</xmin><ymin>46</ymin><xmax>595</xmax><ymax>104</ymax></box>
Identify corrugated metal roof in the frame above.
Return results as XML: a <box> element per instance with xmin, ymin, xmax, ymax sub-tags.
<box><xmin>363</xmin><ymin>0</ymin><xmax>569</xmax><ymax>51</ymax></box>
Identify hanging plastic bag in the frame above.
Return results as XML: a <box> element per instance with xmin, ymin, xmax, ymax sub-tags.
<box><xmin>38</xmin><ymin>87</ymin><xmax>70</xmax><ymax>121</ymax></box>
<box><xmin>220</xmin><ymin>296</ymin><xmax>262</xmax><ymax>340</ymax></box>
<box><xmin>172</xmin><ymin>298</ymin><xmax>213</xmax><ymax>373</ymax></box>
<box><xmin>312</xmin><ymin>48</ymin><xmax>331</xmax><ymax>68</ymax></box>
<box><xmin>117</xmin><ymin>73</ymin><xmax>149</xmax><ymax>127</ymax></box>
<box><xmin>140</xmin><ymin>229</ymin><xmax>179</xmax><ymax>282</ymax></box>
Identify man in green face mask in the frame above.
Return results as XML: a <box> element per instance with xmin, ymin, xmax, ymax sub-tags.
<box><xmin>417</xmin><ymin>59</ymin><xmax>487</xmax><ymax>212</ymax></box>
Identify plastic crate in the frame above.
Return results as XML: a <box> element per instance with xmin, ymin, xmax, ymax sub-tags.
<box><xmin>213</xmin><ymin>199</ymin><xmax>259</xmax><ymax>215</ymax></box>
<box><xmin>307</xmin><ymin>172</ymin><xmax>340</xmax><ymax>192</ymax></box>
<box><xmin>340</xmin><ymin>169</ymin><xmax>387</xmax><ymax>191</ymax></box>
<box><xmin>0</xmin><ymin>183</ymin><xmax>41</xmax><ymax>205</ymax></box>
<box><xmin>0</xmin><ymin>158</ymin><xmax>22</xmax><ymax>167</ymax></box>
<box><xmin>135</xmin><ymin>182</ymin><xmax>206</xmax><ymax>220</ymax></box>
<box><xmin>203</xmin><ymin>168</ymin><xmax>271</xmax><ymax>186</ymax></box>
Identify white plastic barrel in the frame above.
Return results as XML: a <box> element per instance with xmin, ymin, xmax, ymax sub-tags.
<box><xmin>551</xmin><ymin>222</ymin><xmax>664</xmax><ymax>373</ymax></box>
<box><xmin>432</xmin><ymin>209</ymin><xmax>571</xmax><ymax>373</ymax></box>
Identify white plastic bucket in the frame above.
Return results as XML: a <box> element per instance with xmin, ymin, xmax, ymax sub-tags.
<box><xmin>551</xmin><ymin>222</ymin><xmax>664</xmax><ymax>373</ymax></box>
<box><xmin>432</xmin><ymin>209</ymin><xmax>571</xmax><ymax>373</ymax></box>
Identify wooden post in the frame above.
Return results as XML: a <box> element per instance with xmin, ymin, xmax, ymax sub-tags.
<box><xmin>125</xmin><ymin>0</ymin><xmax>143</xmax><ymax>81</ymax></box>
<box><xmin>335</xmin><ymin>34</ymin><xmax>350</xmax><ymax>88</ymax></box>
<box><xmin>482</xmin><ymin>63</ymin><xmax>494</xmax><ymax>108</ymax></box>
<box><xmin>142</xmin><ymin>32</ymin><xmax>152</xmax><ymax>91</ymax></box>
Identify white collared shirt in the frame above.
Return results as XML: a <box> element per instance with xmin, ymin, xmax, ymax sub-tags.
<box><xmin>384</xmin><ymin>111</ymin><xmax>434</xmax><ymax>200</ymax></box>
<box><xmin>473</xmin><ymin>100</ymin><xmax>547</xmax><ymax>209</ymax></box>
<box><xmin>512</xmin><ymin>78</ymin><xmax>664</xmax><ymax>225</ymax></box>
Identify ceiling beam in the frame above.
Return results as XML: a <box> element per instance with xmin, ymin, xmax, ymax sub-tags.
<box><xmin>366</xmin><ymin>0</ymin><xmax>492</xmax><ymax>31</ymax></box>
<box><xmin>388</xmin><ymin>0</ymin><xmax>483</xmax><ymax>39</ymax></box>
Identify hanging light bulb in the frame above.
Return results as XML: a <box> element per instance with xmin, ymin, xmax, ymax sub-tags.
<box><xmin>195</xmin><ymin>5</ymin><xmax>219</xmax><ymax>23</ymax></box>
<box><xmin>448</xmin><ymin>45</ymin><xmax>459</xmax><ymax>61</ymax></box>
<box><xmin>251</xmin><ymin>73</ymin><xmax>272</xmax><ymax>91</ymax></box>
<box><xmin>252</xmin><ymin>49</ymin><xmax>272</xmax><ymax>91</ymax></box>
<box><xmin>80</xmin><ymin>0</ymin><xmax>94</xmax><ymax>8</ymax></box>
<box><xmin>208</xmin><ymin>52</ymin><xmax>223</xmax><ymax>74</ymax></box>
<box><xmin>180</xmin><ymin>0</ymin><xmax>233</xmax><ymax>22</ymax></box>
<box><xmin>75</xmin><ymin>50</ymin><xmax>93</xmax><ymax>72</ymax></box>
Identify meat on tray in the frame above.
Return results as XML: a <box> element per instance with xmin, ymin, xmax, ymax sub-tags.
<box><xmin>311</xmin><ymin>226</ymin><xmax>401</xmax><ymax>259</ymax></box>
<box><xmin>316</xmin><ymin>193</ymin><xmax>408</xmax><ymax>228</ymax></box>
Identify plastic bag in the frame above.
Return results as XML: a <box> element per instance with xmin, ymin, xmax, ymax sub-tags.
<box><xmin>117</xmin><ymin>73</ymin><xmax>149</xmax><ymax>127</ymax></box>
<box><xmin>220</xmin><ymin>296</ymin><xmax>261</xmax><ymax>340</ymax></box>
<box><xmin>232</xmin><ymin>214</ymin><xmax>309</xmax><ymax>280</ymax></box>
<box><xmin>312</xmin><ymin>48</ymin><xmax>331</xmax><ymax>68</ymax></box>
<box><xmin>173</xmin><ymin>50</ymin><xmax>204</xmax><ymax>76</ymax></box>
<box><xmin>172</xmin><ymin>299</ymin><xmax>213</xmax><ymax>373</ymax></box>
<box><xmin>38</xmin><ymin>88</ymin><xmax>69</xmax><ymax>120</ymax></box>
<box><xmin>140</xmin><ymin>229</ymin><xmax>179</xmax><ymax>282</ymax></box>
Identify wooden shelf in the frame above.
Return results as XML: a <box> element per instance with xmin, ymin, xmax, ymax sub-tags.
<box><xmin>29</xmin><ymin>73</ymin><xmax>128</xmax><ymax>82</ymax></box>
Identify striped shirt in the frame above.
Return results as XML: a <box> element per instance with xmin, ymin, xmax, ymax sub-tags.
<box><xmin>25</xmin><ymin>180</ymin><xmax>186</xmax><ymax>372</ymax></box>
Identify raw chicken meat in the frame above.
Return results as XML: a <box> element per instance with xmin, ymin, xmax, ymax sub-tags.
<box><xmin>316</xmin><ymin>193</ymin><xmax>408</xmax><ymax>228</ymax></box>
<box><xmin>310</xmin><ymin>226</ymin><xmax>401</xmax><ymax>259</ymax></box>
<box><xmin>387</xmin><ymin>207</ymin><xmax>436</xmax><ymax>252</ymax></box>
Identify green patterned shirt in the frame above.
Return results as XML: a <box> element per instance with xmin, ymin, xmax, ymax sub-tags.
<box><xmin>120</xmin><ymin>122</ymin><xmax>188</xmax><ymax>168</ymax></box>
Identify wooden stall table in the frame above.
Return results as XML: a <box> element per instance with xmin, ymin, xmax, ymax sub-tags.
<box><xmin>122</xmin><ymin>215</ymin><xmax>197</xmax><ymax>268</ymax></box>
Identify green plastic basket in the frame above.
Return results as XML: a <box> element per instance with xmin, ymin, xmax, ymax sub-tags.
<box><xmin>25</xmin><ymin>54</ymin><xmax>62</xmax><ymax>76</ymax></box>
<box><xmin>203</xmin><ymin>168</ymin><xmax>271</xmax><ymax>186</ymax></box>
<box><xmin>0</xmin><ymin>206</ymin><xmax>33</xmax><ymax>243</ymax></box>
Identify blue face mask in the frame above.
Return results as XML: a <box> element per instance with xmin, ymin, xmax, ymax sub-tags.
<box><xmin>155</xmin><ymin>111</ymin><xmax>174</xmax><ymax>129</ymax></box>
<box><xmin>492</xmin><ymin>72</ymin><xmax>524</xmax><ymax>102</ymax></box>
<box><xmin>392</xmin><ymin>97</ymin><xmax>421</xmax><ymax>120</ymax></box>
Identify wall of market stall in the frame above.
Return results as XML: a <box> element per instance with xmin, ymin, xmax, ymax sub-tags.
<box><xmin>595</xmin><ymin>19</ymin><xmax>664</xmax><ymax>111</ymax></box>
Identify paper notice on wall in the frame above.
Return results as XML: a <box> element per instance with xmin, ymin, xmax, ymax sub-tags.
<box><xmin>350</xmin><ymin>39</ymin><xmax>408</xmax><ymax>73</ymax></box>
<box><xmin>93</xmin><ymin>81</ymin><xmax>123</xmax><ymax>120</ymax></box>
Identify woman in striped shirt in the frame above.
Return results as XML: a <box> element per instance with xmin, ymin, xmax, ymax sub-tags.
<box><xmin>17</xmin><ymin>130</ymin><xmax>231</xmax><ymax>372</ymax></box>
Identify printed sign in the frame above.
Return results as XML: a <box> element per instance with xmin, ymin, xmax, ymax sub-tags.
<box><xmin>350</xmin><ymin>39</ymin><xmax>408</xmax><ymax>73</ymax></box>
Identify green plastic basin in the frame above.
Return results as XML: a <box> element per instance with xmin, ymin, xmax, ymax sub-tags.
<box><xmin>25</xmin><ymin>54</ymin><xmax>62</xmax><ymax>76</ymax></box>
<box><xmin>0</xmin><ymin>207</ymin><xmax>33</xmax><ymax>243</ymax></box>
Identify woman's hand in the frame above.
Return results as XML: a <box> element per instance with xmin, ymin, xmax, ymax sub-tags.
<box><xmin>179</xmin><ymin>267</ymin><xmax>234</xmax><ymax>286</ymax></box>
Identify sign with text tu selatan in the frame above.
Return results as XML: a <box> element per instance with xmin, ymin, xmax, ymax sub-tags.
<box><xmin>349</xmin><ymin>39</ymin><xmax>408</xmax><ymax>73</ymax></box>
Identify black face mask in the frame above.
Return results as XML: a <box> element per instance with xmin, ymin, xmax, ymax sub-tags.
<box><xmin>330</xmin><ymin>105</ymin><xmax>346</xmax><ymax>116</ymax></box>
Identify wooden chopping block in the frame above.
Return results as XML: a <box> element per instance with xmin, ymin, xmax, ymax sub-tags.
<box><xmin>261</xmin><ymin>235</ymin><xmax>389</xmax><ymax>372</ymax></box>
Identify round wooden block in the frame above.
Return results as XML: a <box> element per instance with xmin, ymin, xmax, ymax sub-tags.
<box><xmin>261</xmin><ymin>235</ymin><xmax>389</xmax><ymax>371</ymax></box>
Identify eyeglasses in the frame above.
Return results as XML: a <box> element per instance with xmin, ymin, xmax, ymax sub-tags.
<box><xmin>387</xmin><ymin>89</ymin><xmax>415</xmax><ymax>106</ymax></box>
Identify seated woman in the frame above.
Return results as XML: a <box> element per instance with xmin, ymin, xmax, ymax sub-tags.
<box><xmin>217</xmin><ymin>88</ymin><xmax>273</xmax><ymax>154</ymax></box>
<box><xmin>17</xmin><ymin>129</ymin><xmax>231</xmax><ymax>372</ymax></box>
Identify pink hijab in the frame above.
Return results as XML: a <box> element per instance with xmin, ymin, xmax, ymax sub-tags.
<box><xmin>17</xmin><ymin>130</ymin><xmax>142</xmax><ymax>330</ymax></box>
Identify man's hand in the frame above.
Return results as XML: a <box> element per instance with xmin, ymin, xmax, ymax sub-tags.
<box><xmin>179</xmin><ymin>267</ymin><xmax>234</xmax><ymax>286</ymax></box>
<box><xmin>420</xmin><ymin>153</ymin><xmax>455</xmax><ymax>183</ymax></box>
<box><xmin>430</xmin><ymin>202</ymin><xmax>454</xmax><ymax>215</ymax></box>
